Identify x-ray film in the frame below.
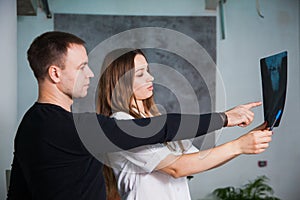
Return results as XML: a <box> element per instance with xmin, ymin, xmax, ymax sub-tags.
<box><xmin>260</xmin><ymin>51</ymin><xmax>287</xmax><ymax>128</ymax></box>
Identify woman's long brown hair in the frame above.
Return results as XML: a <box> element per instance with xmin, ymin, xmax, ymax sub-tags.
<box><xmin>97</xmin><ymin>49</ymin><xmax>159</xmax><ymax>200</ymax></box>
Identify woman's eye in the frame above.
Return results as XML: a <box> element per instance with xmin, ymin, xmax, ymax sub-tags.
<box><xmin>136</xmin><ymin>73</ymin><xmax>143</xmax><ymax>77</ymax></box>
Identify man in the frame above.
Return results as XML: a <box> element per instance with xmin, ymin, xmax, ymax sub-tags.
<box><xmin>7</xmin><ymin>31</ymin><xmax>267</xmax><ymax>200</ymax></box>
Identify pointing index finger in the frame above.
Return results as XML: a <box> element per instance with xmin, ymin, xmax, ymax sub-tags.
<box><xmin>243</xmin><ymin>101</ymin><xmax>262</xmax><ymax>109</ymax></box>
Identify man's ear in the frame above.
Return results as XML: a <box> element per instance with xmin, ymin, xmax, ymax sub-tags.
<box><xmin>48</xmin><ymin>65</ymin><xmax>61</xmax><ymax>83</ymax></box>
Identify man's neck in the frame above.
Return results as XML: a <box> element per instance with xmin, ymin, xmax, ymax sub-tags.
<box><xmin>38</xmin><ymin>82</ymin><xmax>73</xmax><ymax>112</ymax></box>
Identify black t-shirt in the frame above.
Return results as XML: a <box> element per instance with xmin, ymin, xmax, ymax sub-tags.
<box><xmin>7</xmin><ymin>102</ymin><xmax>224</xmax><ymax>200</ymax></box>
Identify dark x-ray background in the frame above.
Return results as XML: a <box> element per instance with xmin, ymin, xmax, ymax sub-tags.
<box><xmin>260</xmin><ymin>51</ymin><xmax>287</xmax><ymax>128</ymax></box>
<box><xmin>54</xmin><ymin>14</ymin><xmax>216</xmax><ymax>149</ymax></box>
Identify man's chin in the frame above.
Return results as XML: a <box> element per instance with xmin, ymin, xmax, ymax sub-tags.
<box><xmin>73</xmin><ymin>91</ymin><xmax>88</xmax><ymax>99</ymax></box>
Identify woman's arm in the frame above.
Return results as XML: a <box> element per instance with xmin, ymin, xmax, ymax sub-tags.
<box><xmin>157</xmin><ymin>128</ymin><xmax>272</xmax><ymax>178</ymax></box>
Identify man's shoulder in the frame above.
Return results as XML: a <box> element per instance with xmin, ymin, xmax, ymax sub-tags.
<box><xmin>16</xmin><ymin>103</ymin><xmax>83</xmax><ymax>148</ymax></box>
<box><xmin>24</xmin><ymin>102</ymin><xmax>72</xmax><ymax>119</ymax></box>
<box><xmin>18</xmin><ymin>102</ymin><xmax>74</xmax><ymax>133</ymax></box>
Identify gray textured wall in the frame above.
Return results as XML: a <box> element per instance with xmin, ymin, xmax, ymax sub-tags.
<box><xmin>54</xmin><ymin>15</ymin><xmax>216</xmax><ymax>115</ymax></box>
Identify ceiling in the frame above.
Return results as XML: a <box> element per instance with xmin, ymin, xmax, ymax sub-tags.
<box><xmin>17</xmin><ymin>0</ymin><xmax>219</xmax><ymax>18</ymax></box>
<box><xmin>17</xmin><ymin>0</ymin><xmax>37</xmax><ymax>16</ymax></box>
<box><xmin>17</xmin><ymin>0</ymin><xmax>51</xmax><ymax>18</ymax></box>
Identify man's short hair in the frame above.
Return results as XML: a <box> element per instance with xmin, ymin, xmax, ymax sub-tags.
<box><xmin>27</xmin><ymin>31</ymin><xmax>85</xmax><ymax>80</ymax></box>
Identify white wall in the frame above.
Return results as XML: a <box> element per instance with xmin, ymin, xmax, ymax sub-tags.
<box><xmin>17</xmin><ymin>8</ymin><xmax>53</xmax><ymax>120</ymax></box>
<box><xmin>190</xmin><ymin>1</ymin><xmax>300</xmax><ymax>199</ymax></box>
<box><xmin>0</xmin><ymin>0</ymin><xmax>17</xmax><ymax>199</ymax></box>
<box><xmin>14</xmin><ymin>0</ymin><xmax>300</xmax><ymax>199</ymax></box>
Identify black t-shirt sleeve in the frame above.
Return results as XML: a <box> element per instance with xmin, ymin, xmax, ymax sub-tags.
<box><xmin>7</xmin><ymin>155</ymin><xmax>31</xmax><ymax>200</ymax></box>
<box><xmin>95</xmin><ymin>112</ymin><xmax>224</xmax><ymax>150</ymax></box>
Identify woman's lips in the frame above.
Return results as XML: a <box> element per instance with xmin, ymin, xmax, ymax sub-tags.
<box><xmin>147</xmin><ymin>85</ymin><xmax>153</xmax><ymax>91</ymax></box>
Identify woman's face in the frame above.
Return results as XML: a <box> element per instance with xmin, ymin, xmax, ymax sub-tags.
<box><xmin>133</xmin><ymin>54</ymin><xmax>154</xmax><ymax>100</ymax></box>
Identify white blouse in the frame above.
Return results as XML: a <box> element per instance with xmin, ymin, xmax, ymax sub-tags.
<box><xmin>104</xmin><ymin>111</ymin><xmax>198</xmax><ymax>200</ymax></box>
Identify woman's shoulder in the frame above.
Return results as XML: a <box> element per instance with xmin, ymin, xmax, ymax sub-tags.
<box><xmin>111</xmin><ymin>111</ymin><xmax>135</xmax><ymax>120</ymax></box>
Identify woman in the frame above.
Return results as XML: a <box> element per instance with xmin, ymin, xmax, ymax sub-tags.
<box><xmin>97</xmin><ymin>49</ymin><xmax>272</xmax><ymax>200</ymax></box>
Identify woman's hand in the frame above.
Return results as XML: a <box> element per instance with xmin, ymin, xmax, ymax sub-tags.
<box><xmin>233</xmin><ymin>125</ymin><xmax>272</xmax><ymax>155</ymax></box>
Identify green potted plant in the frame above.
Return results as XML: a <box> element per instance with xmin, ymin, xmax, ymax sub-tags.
<box><xmin>211</xmin><ymin>175</ymin><xmax>280</xmax><ymax>200</ymax></box>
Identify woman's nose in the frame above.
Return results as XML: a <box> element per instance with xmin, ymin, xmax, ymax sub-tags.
<box><xmin>146</xmin><ymin>72</ymin><xmax>154</xmax><ymax>82</ymax></box>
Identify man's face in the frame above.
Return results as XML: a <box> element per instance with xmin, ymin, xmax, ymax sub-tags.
<box><xmin>58</xmin><ymin>44</ymin><xmax>94</xmax><ymax>99</ymax></box>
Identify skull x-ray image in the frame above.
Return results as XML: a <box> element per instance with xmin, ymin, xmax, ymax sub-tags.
<box><xmin>260</xmin><ymin>51</ymin><xmax>287</xmax><ymax>128</ymax></box>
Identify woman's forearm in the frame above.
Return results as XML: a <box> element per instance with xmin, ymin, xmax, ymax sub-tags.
<box><xmin>159</xmin><ymin>129</ymin><xmax>272</xmax><ymax>178</ymax></box>
<box><xmin>159</xmin><ymin>140</ymin><xmax>240</xmax><ymax>178</ymax></box>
